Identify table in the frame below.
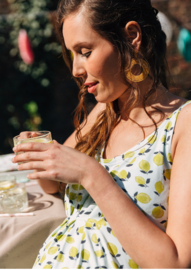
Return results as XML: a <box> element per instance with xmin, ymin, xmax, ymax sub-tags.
<box><xmin>0</xmin><ymin>181</ymin><xmax>66</xmax><ymax>268</ymax></box>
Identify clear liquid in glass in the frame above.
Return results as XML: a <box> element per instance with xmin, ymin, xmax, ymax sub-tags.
<box><xmin>1</xmin><ymin>186</ymin><xmax>28</xmax><ymax>213</ymax></box>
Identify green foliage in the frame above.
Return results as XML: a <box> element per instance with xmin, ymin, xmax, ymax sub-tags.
<box><xmin>0</xmin><ymin>0</ymin><xmax>68</xmax><ymax>154</ymax></box>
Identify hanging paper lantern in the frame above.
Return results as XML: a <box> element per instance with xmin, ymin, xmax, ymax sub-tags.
<box><xmin>157</xmin><ymin>12</ymin><xmax>173</xmax><ymax>45</ymax></box>
<box><xmin>177</xmin><ymin>28</ymin><xmax>191</xmax><ymax>62</ymax></box>
<box><xmin>18</xmin><ymin>29</ymin><xmax>34</xmax><ymax>65</ymax></box>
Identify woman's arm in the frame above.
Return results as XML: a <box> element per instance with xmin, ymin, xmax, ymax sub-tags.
<box><xmin>37</xmin><ymin>102</ymin><xmax>105</xmax><ymax>194</ymax></box>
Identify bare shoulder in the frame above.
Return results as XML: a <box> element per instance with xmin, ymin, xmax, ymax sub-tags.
<box><xmin>167</xmin><ymin>99</ymin><xmax>191</xmax><ymax>266</ymax></box>
<box><xmin>171</xmin><ymin>98</ymin><xmax>191</xmax><ymax>158</ymax></box>
<box><xmin>64</xmin><ymin>102</ymin><xmax>106</xmax><ymax>148</ymax></box>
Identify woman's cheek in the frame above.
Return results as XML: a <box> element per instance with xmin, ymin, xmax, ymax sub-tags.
<box><xmin>88</xmin><ymin>56</ymin><xmax>104</xmax><ymax>77</ymax></box>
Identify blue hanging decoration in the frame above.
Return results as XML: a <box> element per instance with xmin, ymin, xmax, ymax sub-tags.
<box><xmin>177</xmin><ymin>28</ymin><xmax>191</xmax><ymax>62</ymax></box>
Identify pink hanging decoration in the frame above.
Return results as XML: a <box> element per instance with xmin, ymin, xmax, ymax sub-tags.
<box><xmin>18</xmin><ymin>29</ymin><xmax>34</xmax><ymax>65</ymax></box>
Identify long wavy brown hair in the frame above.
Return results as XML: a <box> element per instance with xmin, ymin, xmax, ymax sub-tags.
<box><xmin>56</xmin><ymin>0</ymin><xmax>170</xmax><ymax>157</ymax></box>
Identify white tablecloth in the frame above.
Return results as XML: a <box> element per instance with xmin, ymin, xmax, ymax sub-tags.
<box><xmin>0</xmin><ymin>183</ymin><xmax>66</xmax><ymax>268</ymax></box>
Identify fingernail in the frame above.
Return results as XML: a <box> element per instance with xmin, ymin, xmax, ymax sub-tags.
<box><xmin>12</xmin><ymin>157</ymin><xmax>15</xmax><ymax>163</ymax></box>
<box><xmin>13</xmin><ymin>147</ymin><xmax>16</xmax><ymax>152</ymax></box>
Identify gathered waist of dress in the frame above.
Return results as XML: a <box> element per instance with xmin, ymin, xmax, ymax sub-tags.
<box><xmin>65</xmin><ymin>211</ymin><xmax>108</xmax><ymax>230</ymax></box>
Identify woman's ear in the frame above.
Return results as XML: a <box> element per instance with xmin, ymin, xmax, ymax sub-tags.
<box><xmin>124</xmin><ymin>21</ymin><xmax>142</xmax><ymax>52</ymax></box>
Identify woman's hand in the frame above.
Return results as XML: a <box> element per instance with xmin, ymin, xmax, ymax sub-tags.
<box><xmin>12</xmin><ymin>140</ymin><xmax>95</xmax><ymax>186</ymax></box>
<box><xmin>13</xmin><ymin>131</ymin><xmax>60</xmax><ymax>194</ymax></box>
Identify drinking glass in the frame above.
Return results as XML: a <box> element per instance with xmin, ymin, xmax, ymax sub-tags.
<box><xmin>0</xmin><ymin>175</ymin><xmax>16</xmax><ymax>213</ymax></box>
<box><xmin>13</xmin><ymin>131</ymin><xmax>52</xmax><ymax>164</ymax></box>
<box><xmin>1</xmin><ymin>183</ymin><xmax>28</xmax><ymax>213</ymax></box>
<box><xmin>13</xmin><ymin>131</ymin><xmax>52</xmax><ymax>146</ymax></box>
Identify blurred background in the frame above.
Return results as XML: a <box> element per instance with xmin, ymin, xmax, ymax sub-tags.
<box><xmin>0</xmin><ymin>0</ymin><xmax>191</xmax><ymax>154</ymax></box>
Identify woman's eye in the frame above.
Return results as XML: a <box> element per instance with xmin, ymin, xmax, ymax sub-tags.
<box><xmin>81</xmin><ymin>51</ymin><xmax>91</xmax><ymax>58</ymax></box>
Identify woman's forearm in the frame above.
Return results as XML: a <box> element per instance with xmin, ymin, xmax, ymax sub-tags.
<box><xmin>37</xmin><ymin>179</ymin><xmax>60</xmax><ymax>194</ymax></box>
<box><xmin>82</xmin><ymin>161</ymin><xmax>183</xmax><ymax>269</ymax></box>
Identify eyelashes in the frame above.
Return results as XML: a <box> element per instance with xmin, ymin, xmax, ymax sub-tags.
<box><xmin>69</xmin><ymin>50</ymin><xmax>91</xmax><ymax>61</ymax></box>
<box><xmin>81</xmin><ymin>51</ymin><xmax>91</xmax><ymax>58</ymax></box>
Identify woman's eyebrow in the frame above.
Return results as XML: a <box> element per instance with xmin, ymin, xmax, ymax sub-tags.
<box><xmin>72</xmin><ymin>42</ymin><xmax>92</xmax><ymax>50</ymax></box>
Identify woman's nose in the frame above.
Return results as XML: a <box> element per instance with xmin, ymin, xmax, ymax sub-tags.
<box><xmin>72</xmin><ymin>59</ymin><xmax>86</xmax><ymax>78</ymax></box>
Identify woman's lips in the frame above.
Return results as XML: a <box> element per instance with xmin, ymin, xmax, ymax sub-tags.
<box><xmin>85</xmin><ymin>82</ymin><xmax>99</xmax><ymax>94</ymax></box>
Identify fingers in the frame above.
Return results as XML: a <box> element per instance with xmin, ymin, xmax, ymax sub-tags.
<box><xmin>27</xmin><ymin>170</ymin><xmax>61</xmax><ymax>181</ymax></box>
<box><xmin>17</xmin><ymin>161</ymin><xmax>45</xmax><ymax>171</ymax></box>
<box><xmin>12</xmin><ymin>151</ymin><xmax>45</xmax><ymax>164</ymax></box>
<box><xmin>19</xmin><ymin>131</ymin><xmax>42</xmax><ymax>139</ymax></box>
<box><xmin>13</xmin><ymin>142</ymin><xmax>50</xmax><ymax>153</ymax></box>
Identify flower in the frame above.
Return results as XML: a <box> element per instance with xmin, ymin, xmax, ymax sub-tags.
<box><xmin>18</xmin><ymin>29</ymin><xmax>34</xmax><ymax>65</ymax></box>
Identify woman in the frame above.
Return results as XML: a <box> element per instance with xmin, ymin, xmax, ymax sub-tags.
<box><xmin>12</xmin><ymin>0</ymin><xmax>191</xmax><ymax>268</ymax></box>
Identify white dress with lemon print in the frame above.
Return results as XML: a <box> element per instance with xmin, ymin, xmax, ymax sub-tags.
<box><xmin>33</xmin><ymin>101</ymin><xmax>191</xmax><ymax>269</ymax></box>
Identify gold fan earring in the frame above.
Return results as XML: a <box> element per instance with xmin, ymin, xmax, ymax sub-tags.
<box><xmin>126</xmin><ymin>52</ymin><xmax>150</xmax><ymax>83</ymax></box>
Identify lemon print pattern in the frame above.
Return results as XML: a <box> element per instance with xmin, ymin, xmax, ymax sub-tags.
<box><xmin>152</xmin><ymin>206</ymin><xmax>165</xmax><ymax>219</ymax></box>
<box><xmin>65</xmin><ymin>236</ymin><xmax>75</xmax><ymax>244</ymax></box>
<box><xmin>164</xmin><ymin>169</ymin><xmax>171</xmax><ymax>180</ymax></box>
<box><xmin>139</xmin><ymin>160</ymin><xmax>150</xmax><ymax>173</ymax></box>
<box><xmin>123</xmin><ymin>151</ymin><xmax>135</xmax><ymax>159</ymax></box>
<box><xmin>155</xmin><ymin>181</ymin><xmax>164</xmax><ymax>194</ymax></box>
<box><xmin>129</xmin><ymin>259</ymin><xmax>139</xmax><ymax>269</ymax></box>
<box><xmin>153</xmin><ymin>153</ymin><xmax>164</xmax><ymax>166</ymax></box>
<box><xmin>135</xmin><ymin>176</ymin><xmax>145</xmax><ymax>185</ymax></box>
<box><xmin>33</xmin><ymin>101</ymin><xmax>191</xmax><ymax>269</ymax></box>
<box><xmin>107</xmin><ymin>243</ymin><xmax>118</xmax><ymax>257</ymax></box>
<box><xmin>69</xmin><ymin>247</ymin><xmax>79</xmax><ymax>258</ymax></box>
<box><xmin>136</xmin><ymin>193</ymin><xmax>151</xmax><ymax>204</ymax></box>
